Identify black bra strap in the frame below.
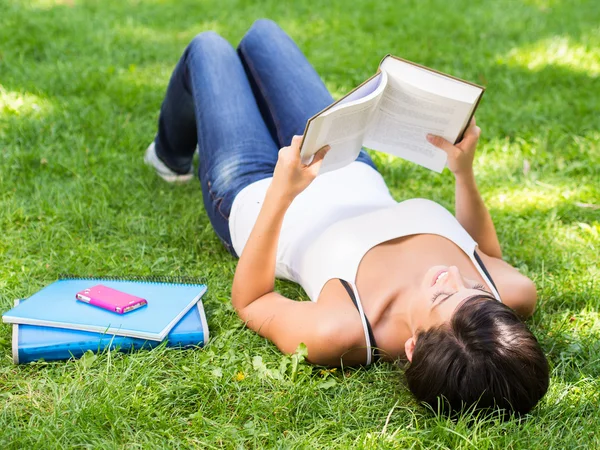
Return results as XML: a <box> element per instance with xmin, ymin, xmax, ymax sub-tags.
<box><xmin>473</xmin><ymin>251</ymin><xmax>499</xmax><ymax>295</ymax></box>
<box><xmin>339</xmin><ymin>279</ymin><xmax>379</xmax><ymax>362</ymax></box>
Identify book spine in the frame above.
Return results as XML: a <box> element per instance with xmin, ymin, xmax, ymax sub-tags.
<box><xmin>19</xmin><ymin>338</ymin><xmax>152</xmax><ymax>364</ymax></box>
<box><xmin>18</xmin><ymin>333</ymin><xmax>206</xmax><ymax>364</ymax></box>
<box><xmin>166</xmin><ymin>331</ymin><xmax>206</xmax><ymax>347</ymax></box>
<box><xmin>12</xmin><ymin>300</ymin><xmax>19</xmax><ymax>364</ymax></box>
<box><xmin>58</xmin><ymin>274</ymin><xmax>207</xmax><ymax>285</ymax></box>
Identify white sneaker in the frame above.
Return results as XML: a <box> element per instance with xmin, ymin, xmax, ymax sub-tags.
<box><xmin>144</xmin><ymin>142</ymin><xmax>194</xmax><ymax>183</ymax></box>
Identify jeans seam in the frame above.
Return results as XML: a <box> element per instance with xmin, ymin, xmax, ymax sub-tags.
<box><xmin>238</xmin><ymin>42</ymin><xmax>286</xmax><ymax>147</ymax></box>
<box><xmin>207</xmin><ymin>181</ymin><xmax>233</xmax><ymax>252</ymax></box>
<box><xmin>207</xmin><ymin>181</ymin><xmax>230</xmax><ymax>221</ymax></box>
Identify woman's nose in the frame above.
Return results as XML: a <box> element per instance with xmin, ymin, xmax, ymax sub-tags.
<box><xmin>447</xmin><ymin>266</ymin><xmax>466</xmax><ymax>289</ymax></box>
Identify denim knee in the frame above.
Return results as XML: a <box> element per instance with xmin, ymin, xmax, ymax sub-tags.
<box><xmin>239</xmin><ymin>19</ymin><xmax>284</xmax><ymax>50</ymax></box>
<box><xmin>187</xmin><ymin>30</ymin><xmax>233</xmax><ymax>59</ymax></box>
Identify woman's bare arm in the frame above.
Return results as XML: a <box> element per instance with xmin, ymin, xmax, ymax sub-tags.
<box><xmin>237</xmin><ymin>291</ymin><xmax>363</xmax><ymax>366</ymax></box>
<box><xmin>231</xmin><ymin>137</ymin><xmax>329</xmax><ymax>310</ymax></box>
<box><xmin>454</xmin><ymin>171</ymin><xmax>502</xmax><ymax>258</ymax></box>
<box><xmin>477</xmin><ymin>251</ymin><xmax>537</xmax><ymax>318</ymax></box>
<box><xmin>230</xmin><ymin>137</ymin><xmax>341</xmax><ymax>363</ymax></box>
<box><xmin>230</xmin><ymin>186</ymin><xmax>291</xmax><ymax>312</ymax></box>
<box><xmin>429</xmin><ymin>120</ymin><xmax>537</xmax><ymax>315</ymax></box>
<box><xmin>427</xmin><ymin>119</ymin><xmax>502</xmax><ymax>258</ymax></box>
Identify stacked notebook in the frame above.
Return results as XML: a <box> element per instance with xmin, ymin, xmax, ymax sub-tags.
<box><xmin>2</xmin><ymin>276</ymin><xmax>209</xmax><ymax>364</ymax></box>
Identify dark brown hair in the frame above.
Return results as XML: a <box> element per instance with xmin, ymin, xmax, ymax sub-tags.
<box><xmin>404</xmin><ymin>295</ymin><xmax>549</xmax><ymax>417</ymax></box>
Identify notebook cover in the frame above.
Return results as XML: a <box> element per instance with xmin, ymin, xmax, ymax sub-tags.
<box><xmin>12</xmin><ymin>298</ymin><xmax>209</xmax><ymax>364</ymax></box>
<box><xmin>2</xmin><ymin>278</ymin><xmax>207</xmax><ymax>341</ymax></box>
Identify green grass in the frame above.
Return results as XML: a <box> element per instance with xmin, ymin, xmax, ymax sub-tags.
<box><xmin>1</xmin><ymin>0</ymin><xmax>599</xmax><ymax>447</ymax></box>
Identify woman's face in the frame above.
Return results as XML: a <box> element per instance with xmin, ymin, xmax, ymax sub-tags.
<box><xmin>411</xmin><ymin>265</ymin><xmax>493</xmax><ymax>333</ymax></box>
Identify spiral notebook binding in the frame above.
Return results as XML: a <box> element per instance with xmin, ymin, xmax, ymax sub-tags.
<box><xmin>58</xmin><ymin>274</ymin><xmax>207</xmax><ymax>286</ymax></box>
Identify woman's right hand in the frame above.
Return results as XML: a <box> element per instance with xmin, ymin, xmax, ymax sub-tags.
<box><xmin>426</xmin><ymin>117</ymin><xmax>481</xmax><ymax>177</ymax></box>
<box><xmin>270</xmin><ymin>135</ymin><xmax>330</xmax><ymax>202</ymax></box>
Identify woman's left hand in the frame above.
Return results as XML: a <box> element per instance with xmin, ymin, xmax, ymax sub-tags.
<box><xmin>426</xmin><ymin>118</ymin><xmax>481</xmax><ymax>177</ymax></box>
<box><xmin>270</xmin><ymin>135</ymin><xmax>330</xmax><ymax>202</ymax></box>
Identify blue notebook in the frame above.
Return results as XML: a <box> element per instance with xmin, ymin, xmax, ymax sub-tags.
<box><xmin>12</xmin><ymin>298</ymin><xmax>209</xmax><ymax>364</ymax></box>
<box><xmin>2</xmin><ymin>277</ymin><xmax>207</xmax><ymax>341</ymax></box>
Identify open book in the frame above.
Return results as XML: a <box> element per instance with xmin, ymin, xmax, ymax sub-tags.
<box><xmin>300</xmin><ymin>55</ymin><xmax>485</xmax><ymax>173</ymax></box>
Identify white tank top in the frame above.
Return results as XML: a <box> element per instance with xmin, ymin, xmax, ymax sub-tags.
<box><xmin>229</xmin><ymin>162</ymin><xmax>397</xmax><ymax>279</ymax></box>
<box><xmin>229</xmin><ymin>162</ymin><xmax>502</xmax><ymax>364</ymax></box>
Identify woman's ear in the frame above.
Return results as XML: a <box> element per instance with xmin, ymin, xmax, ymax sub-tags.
<box><xmin>404</xmin><ymin>336</ymin><xmax>416</xmax><ymax>362</ymax></box>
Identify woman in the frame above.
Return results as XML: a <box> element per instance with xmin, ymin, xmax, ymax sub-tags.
<box><xmin>145</xmin><ymin>19</ymin><xmax>549</xmax><ymax>416</ymax></box>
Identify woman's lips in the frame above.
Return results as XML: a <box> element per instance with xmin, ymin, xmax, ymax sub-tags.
<box><xmin>431</xmin><ymin>270</ymin><xmax>448</xmax><ymax>287</ymax></box>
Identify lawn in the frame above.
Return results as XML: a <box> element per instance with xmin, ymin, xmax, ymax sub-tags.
<box><xmin>1</xmin><ymin>0</ymin><xmax>599</xmax><ymax>447</ymax></box>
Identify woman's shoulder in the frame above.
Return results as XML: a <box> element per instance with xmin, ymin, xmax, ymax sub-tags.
<box><xmin>312</xmin><ymin>280</ymin><xmax>373</xmax><ymax>365</ymax></box>
<box><xmin>476</xmin><ymin>251</ymin><xmax>538</xmax><ymax>318</ymax></box>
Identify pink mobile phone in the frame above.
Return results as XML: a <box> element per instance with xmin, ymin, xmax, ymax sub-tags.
<box><xmin>75</xmin><ymin>285</ymin><xmax>148</xmax><ymax>314</ymax></box>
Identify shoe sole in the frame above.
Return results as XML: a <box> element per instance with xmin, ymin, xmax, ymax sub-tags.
<box><xmin>144</xmin><ymin>143</ymin><xmax>194</xmax><ymax>183</ymax></box>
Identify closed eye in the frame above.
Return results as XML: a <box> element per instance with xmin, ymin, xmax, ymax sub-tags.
<box><xmin>473</xmin><ymin>283</ymin><xmax>490</xmax><ymax>293</ymax></box>
<box><xmin>432</xmin><ymin>284</ymin><xmax>491</xmax><ymax>308</ymax></box>
<box><xmin>431</xmin><ymin>290</ymin><xmax>454</xmax><ymax>304</ymax></box>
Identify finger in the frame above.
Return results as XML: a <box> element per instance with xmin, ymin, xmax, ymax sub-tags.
<box><xmin>426</xmin><ymin>134</ymin><xmax>456</xmax><ymax>155</ymax></box>
<box><xmin>291</xmin><ymin>135</ymin><xmax>303</xmax><ymax>149</ymax></box>
<box><xmin>465</xmin><ymin>117</ymin><xmax>479</xmax><ymax>136</ymax></box>
<box><xmin>458</xmin><ymin>122</ymin><xmax>481</xmax><ymax>149</ymax></box>
<box><xmin>309</xmin><ymin>145</ymin><xmax>330</xmax><ymax>165</ymax></box>
<box><xmin>278</xmin><ymin>146</ymin><xmax>294</xmax><ymax>164</ymax></box>
<box><xmin>300</xmin><ymin>154</ymin><xmax>314</xmax><ymax>166</ymax></box>
<box><xmin>307</xmin><ymin>145</ymin><xmax>330</xmax><ymax>172</ymax></box>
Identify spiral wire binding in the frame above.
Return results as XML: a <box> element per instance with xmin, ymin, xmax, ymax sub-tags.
<box><xmin>58</xmin><ymin>274</ymin><xmax>207</xmax><ymax>285</ymax></box>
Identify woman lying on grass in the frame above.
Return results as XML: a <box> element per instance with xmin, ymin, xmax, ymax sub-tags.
<box><xmin>145</xmin><ymin>19</ymin><xmax>549</xmax><ymax>416</ymax></box>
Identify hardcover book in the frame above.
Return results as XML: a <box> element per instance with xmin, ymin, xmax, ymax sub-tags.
<box><xmin>300</xmin><ymin>54</ymin><xmax>485</xmax><ymax>173</ymax></box>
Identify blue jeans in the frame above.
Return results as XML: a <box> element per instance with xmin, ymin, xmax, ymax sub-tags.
<box><xmin>154</xmin><ymin>19</ymin><xmax>376</xmax><ymax>256</ymax></box>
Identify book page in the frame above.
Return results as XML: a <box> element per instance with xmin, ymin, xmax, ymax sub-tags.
<box><xmin>364</xmin><ymin>76</ymin><xmax>474</xmax><ymax>173</ymax></box>
<box><xmin>330</xmin><ymin>71</ymin><xmax>385</xmax><ymax>110</ymax></box>
<box><xmin>300</xmin><ymin>71</ymin><xmax>387</xmax><ymax>174</ymax></box>
<box><xmin>380</xmin><ymin>56</ymin><xmax>482</xmax><ymax>103</ymax></box>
